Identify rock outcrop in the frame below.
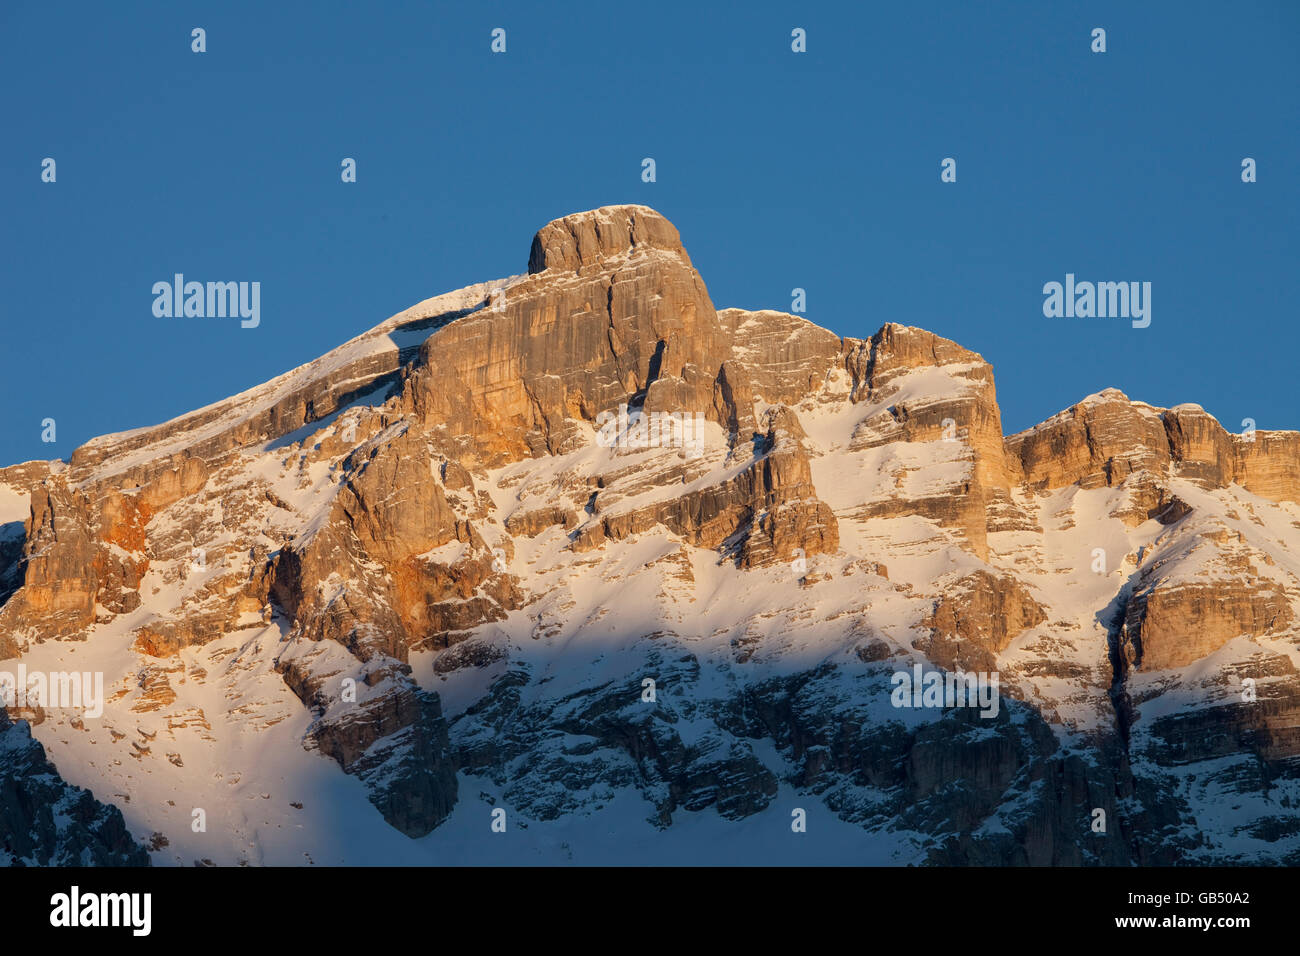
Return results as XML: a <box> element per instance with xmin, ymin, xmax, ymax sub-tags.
<box><xmin>0</xmin><ymin>710</ymin><xmax>149</xmax><ymax>866</ymax></box>
<box><xmin>408</xmin><ymin>206</ymin><xmax>728</xmax><ymax>464</ymax></box>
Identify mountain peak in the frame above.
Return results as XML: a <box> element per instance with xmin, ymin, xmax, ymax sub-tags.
<box><xmin>527</xmin><ymin>204</ymin><xmax>688</xmax><ymax>275</ymax></box>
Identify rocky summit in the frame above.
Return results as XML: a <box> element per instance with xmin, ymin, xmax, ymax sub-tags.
<box><xmin>2</xmin><ymin>204</ymin><xmax>1298</xmax><ymax>865</ymax></box>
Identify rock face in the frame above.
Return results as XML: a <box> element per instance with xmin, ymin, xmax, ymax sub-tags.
<box><xmin>1119</xmin><ymin>519</ymin><xmax>1294</xmax><ymax>672</ymax></box>
<box><xmin>841</xmin><ymin>323</ymin><xmax>1012</xmax><ymax>559</ymax></box>
<box><xmin>8</xmin><ymin>479</ymin><xmax>98</xmax><ymax>638</ymax></box>
<box><xmin>1</xmin><ymin>204</ymin><xmax>1297</xmax><ymax>866</ymax></box>
<box><xmin>1234</xmin><ymin>431</ymin><xmax>1300</xmax><ymax>502</ymax></box>
<box><xmin>921</xmin><ymin>571</ymin><xmax>1048</xmax><ymax>671</ymax></box>
<box><xmin>1008</xmin><ymin>389</ymin><xmax>1170</xmax><ymax>493</ymax></box>
<box><xmin>570</xmin><ymin>405</ymin><xmax>839</xmax><ymax>568</ymax></box>
<box><xmin>409</xmin><ymin>206</ymin><xmax>728</xmax><ymax>464</ymax></box>
<box><xmin>1009</xmin><ymin>390</ymin><xmax>1300</xmax><ymax>506</ymax></box>
<box><xmin>0</xmin><ymin>710</ymin><xmax>149</xmax><ymax>866</ymax></box>
<box><xmin>1124</xmin><ymin>576</ymin><xmax>1291</xmax><ymax>672</ymax></box>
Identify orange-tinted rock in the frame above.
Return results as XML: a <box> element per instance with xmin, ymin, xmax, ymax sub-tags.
<box><xmin>1233</xmin><ymin>431</ymin><xmax>1300</xmax><ymax>503</ymax></box>
<box><xmin>408</xmin><ymin>205</ymin><xmax>728</xmax><ymax>465</ymax></box>
<box><xmin>573</xmin><ymin>406</ymin><xmax>838</xmax><ymax>567</ymax></box>
<box><xmin>1163</xmin><ymin>405</ymin><xmax>1235</xmax><ymax>488</ymax></box>
<box><xmin>0</xmin><ymin>478</ymin><xmax>98</xmax><ymax>642</ymax></box>
<box><xmin>919</xmin><ymin>571</ymin><xmax>1048</xmax><ymax>670</ymax></box>
<box><xmin>1006</xmin><ymin>389</ymin><xmax>1170</xmax><ymax>492</ymax></box>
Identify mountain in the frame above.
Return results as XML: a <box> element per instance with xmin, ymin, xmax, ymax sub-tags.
<box><xmin>2</xmin><ymin>204</ymin><xmax>1298</xmax><ymax>865</ymax></box>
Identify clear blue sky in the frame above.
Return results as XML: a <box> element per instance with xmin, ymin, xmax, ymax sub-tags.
<box><xmin>2</xmin><ymin>1</ymin><xmax>1296</xmax><ymax>467</ymax></box>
